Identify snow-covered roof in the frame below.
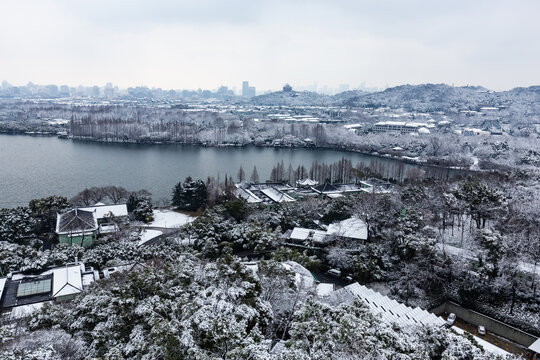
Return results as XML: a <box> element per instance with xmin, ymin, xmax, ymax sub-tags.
<box><xmin>0</xmin><ymin>278</ymin><xmax>6</xmax><ymax>301</ymax></box>
<box><xmin>316</xmin><ymin>283</ymin><xmax>334</xmax><ymax>297</ymax></box>
<box><xmin>296</xmin><ymin>178</ymin><xmax>319</xmax><ymax>187</ymax></box>
<box><xmin>327</xmin><ymin>217</ymin><xmax>368</xmax><ymax>241</ymax></box>
<box><xmin>462</xmin><ymin>128</ymin><xmax>490</xmax><ymax>135</ymax></box>
<box><xmin>99</xmin><ymin>223</ymin><xmax>119</xmax><ymax>234</ymax></box>
<box><xmin>78</xmin><ymin>204</ymin><xmax>128</xmax><ymax>219</ymax></box>
<box><xmin>260</xmin><ymin>187</ymin><xmax>295</xmax><ymax>203</ymax></box>
<box><xmin>332</xmin><ymin>283</ymin><xmax>446</xmax><ymax>328</ymax></box>
<box><xmin>290</xmin><ymin>227</ymin><xmax>327</xmax><ymax>243</ymax></box>
<box><xmin>312</xmin><ymin>182</ymin><xmax>340</xmax><ymax>194</ymax></box>
<box><xmin>41</xmin><ymin>263</ymin><xmax>84</xmax><ymax>298</ymax></box>
<box><xmin>528</xmin><ymin>338</ymin><xmax>540</xmax><ymax>353</ymax></box>
<box><xmin>56</xmin><ymin>209</ymin><xmax>98</xmax><ymax>235</ymax></box>
<box><xmin>234</xmin><ymin>188</ymin><xmax>263</xmax><ymax>203</ymax></box>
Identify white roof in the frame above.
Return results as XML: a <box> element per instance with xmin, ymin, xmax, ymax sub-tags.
<box><xmin>0</xmin><ymin>278</ymin><xmax>6</xmax><ymax>301</ymax></box>
<box><xmin>78</xmin><ymin>204</ymin><xmax>128</xmax><ymax>219</ymax></box>
<box><xmin>327</xmin><ymin>217</ymin><xmax>368</xmax><ymax>240</ymax></box>
<box><xmin>529</xmin><ymin>338</ymin><xmax>540</xmax><ymax>353</ymax></box>
<box><xmin>290</xmin><ymin>227</ymin><xmax>327</xmax><ymax>243</ymax></box>
<box><xmin>42</xmin><ymin>263</ymin><xmax>84</xmax><ymax>298</ymax></box>
<box><xmin>332</xmin><ymin>283</ymin><xmax>445</xmax><ymax>328</ymax></box>
<box><xmin>260</xmin><ymin>187</ymin><xmax>295</xmax><ymax>203</ymax></box>
<box><xmin>99</xmin><ymin>223</ymin><xmax>119</xmax><ymax>234</ymax></box>
<box><xmin>296</xmin><ymin>178</ymin><xmax>319</xmax><ymax>186</ymax></box>
<box><xmin>234</xmin><ymin>188</ymin><xmax>263</xmax><ymax>203</ymax></box>
<box><xmin>316</xmin><ymin>283</ymin><xmax>334</xmax><ymax>297</ymax></box>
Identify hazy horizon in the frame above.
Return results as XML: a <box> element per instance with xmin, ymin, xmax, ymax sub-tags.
<box><xmin>1</xmin><ymin>0</ymin><xmax>539</xmax><ymax>91</ymax></box>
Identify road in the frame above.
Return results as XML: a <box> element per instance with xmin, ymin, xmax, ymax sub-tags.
<box><xmin>442</xmin><ymin>314</ymin><xmax>533</xmax><ymax>358</ymax></box>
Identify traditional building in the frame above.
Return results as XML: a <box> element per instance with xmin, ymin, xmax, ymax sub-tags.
<box><xmin>55</xmin><ymin>209</ymin><xmax>98</xmax><ymax>247</ymax></box>
<box><xmin>0</xmin><ymin>262</ymin><xmax>98</xmax><ymax>317</ymax></box>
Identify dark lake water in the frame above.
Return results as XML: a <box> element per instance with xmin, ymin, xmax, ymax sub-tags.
<box><xmin>0</xmin><ymin>134</ymin><xmax>456</xmax><ymax>208</ymax></box>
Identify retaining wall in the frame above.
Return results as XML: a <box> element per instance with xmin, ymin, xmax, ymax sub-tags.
<box><xmin>431</xmin><ymin>301</ymin><xmax>537</xmax><ymax>347</ymax></box>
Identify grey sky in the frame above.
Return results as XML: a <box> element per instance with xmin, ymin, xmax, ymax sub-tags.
<box><xmin>1</xmin><ymin>0</ymin><xmax>539</xmax><ymax>91</ymax></box>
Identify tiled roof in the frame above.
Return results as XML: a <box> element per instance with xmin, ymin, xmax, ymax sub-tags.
<box><xmin>56</xmin><ymin>209</ymin><xmax>98</xmax><ymax>234</ymax></box>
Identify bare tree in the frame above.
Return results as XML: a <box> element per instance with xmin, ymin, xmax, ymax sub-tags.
<box><xmin>103</xmin><ymin>186</ymin><xmax>129</xmax><ymax>204</ymax></box>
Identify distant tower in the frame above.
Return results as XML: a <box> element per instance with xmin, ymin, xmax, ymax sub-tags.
<box><xmin>242</xmin><ymin>81</ymin><xmax>256</xmax><ymax>98</ymax></box>
<box><xmin>283</xmin><ymin>84</ymin><xmax>293</xmax><ymax>92</ymax></box>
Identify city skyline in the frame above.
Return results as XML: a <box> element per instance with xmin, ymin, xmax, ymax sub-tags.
<box><xmin>1</xmin><ymin>79</ymin><xmax>380</xmax><ymax>96</ymax></box>
<box><xmin>1</xmin><ymin>0</ymin><xmax>540</xmax><ymax>91</ymax></box>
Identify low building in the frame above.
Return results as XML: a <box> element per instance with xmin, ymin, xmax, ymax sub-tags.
<box><xmin>327</xmin><ymin>217</ymin><xmax>368</xmax><ymax>243</ymax></box>
<box><xmin>373</xmin><ymin>121</ymin><xmax>435</xmax><ymax>134</ymax></box>
<box><xmin>78</xmin><ymin>203</ymin><xmax>128</xmax><ymax>222</ymax></box>
<box><xmin>288</xmin><ymin>227</ymin><xmax>328</xmax><ymax>245</ymax></box>
<box><xmin>0</xmin><ymin>262</ymin><xmax>98</xmax><ymax>317</ymax></box>
<box><xmin>235</xmin><ymin>182</ymin><xmax>295</xmax><ymax>204</ymax></box>
<box><xmin>55</xmin><ymin>209</ymin><xmax>98</xmax><ymax>247</ymax></box>
<box><xmin>234</xmin><ymin>188</ymin><xmax>263</xmax><ymax>204</ymax></box>
<box><xmin>359</xmin><ymin>178</ymin><xmax>395</xmax><ymax>194</ymax></box>
<box><xmin>285</xmin><ymin>217</ymin><xmax>368</xmax><ymax>246</ymax></box>
<box><xmin>260</xmin><ymin>187</ymin><xmax>295</xmax><ymax>203</ymax></box>
<box><xmin>311</xmin><ymin>183</ymin><xmax>364</xmax><ymax>198</ymax></box>
<box><xmin>462</xmin><ymin>128</ymin><xmax>490</xmax><ymax>136</ymax></box>
<box><xmin>296</xmin><ymin>178</ymin><xmax>319</xmax><ymax>188</ymax></box>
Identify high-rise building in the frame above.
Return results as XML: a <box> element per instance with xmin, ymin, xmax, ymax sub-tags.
<box><xmin>242</xmin><ymin>81</ymin><xmax>256</xmax><ymax>98</ymax></box>
<box><xmin>104</xmin><ymin>87</ymin><xmax>115</xmax><ymax>99</ymax></box>
<box><xmin>59</xmin><ymin>85</ymin><xmax>70</xmax><ymax>97</ymax></box>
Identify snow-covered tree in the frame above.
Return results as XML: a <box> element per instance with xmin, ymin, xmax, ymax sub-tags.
<box><xmin>172</xmin><ymin>177</ymin><xmax>207</xmax><ymax>211</ymax></box>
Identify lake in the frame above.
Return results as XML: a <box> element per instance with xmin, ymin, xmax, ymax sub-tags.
<box><xmin>0</xmin><ymin>134</ymin><xmax>456</xmax><ymax>208</ymax></box>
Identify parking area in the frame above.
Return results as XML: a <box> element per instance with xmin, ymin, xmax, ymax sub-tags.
<box><xmin>442</xmin><ymin>314</ymin><xmax>533</xmax><ymax>358</ymax></box>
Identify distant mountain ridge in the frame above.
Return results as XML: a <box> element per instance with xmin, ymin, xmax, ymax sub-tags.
<box><xmin>248</xmin><ymin>83</ymin><xmax>540</xmax><ymax>113</ymax></box>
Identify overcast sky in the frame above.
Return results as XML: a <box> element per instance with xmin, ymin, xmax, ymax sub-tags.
<box><xmin>1</xmin><ymin>0</ymin><xmax>539</xmax><ymax>91</ymax></box>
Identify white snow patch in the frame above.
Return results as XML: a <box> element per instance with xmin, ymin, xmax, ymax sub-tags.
<box><xmin>144</xmin><ymin>209</ymin><xmax>195</xmax><ymax>229</ymax></box>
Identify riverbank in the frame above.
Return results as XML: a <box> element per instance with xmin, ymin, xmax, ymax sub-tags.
<box><xmin>66</xmin><ymin>135</ymin><xmax>476</xmax><ymax>173</ymax></box>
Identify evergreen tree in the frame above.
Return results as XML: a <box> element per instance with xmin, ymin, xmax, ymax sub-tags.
<box><xmin>250</xmin><ymin>165</ymin><xmax>260</xmax><ymax>183</ymax></box>
<box><xmin>127</xmin><ymin>191</ymin><xmax>154</xmax><ymax>223</ymax></box>
<box><xmin>28</xmin><ymin>195</ymin><xmax>71</xmax><ymax>235</ymax></box>
<box><xmin>172</xmin><ymin>177</ymin><xmax>207</xmax><ymax>211</ymax></box>
<box><xmin>237</xmin><ymin>165</ymin><xmax>246</xmax><ymax>182</ymax></box>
